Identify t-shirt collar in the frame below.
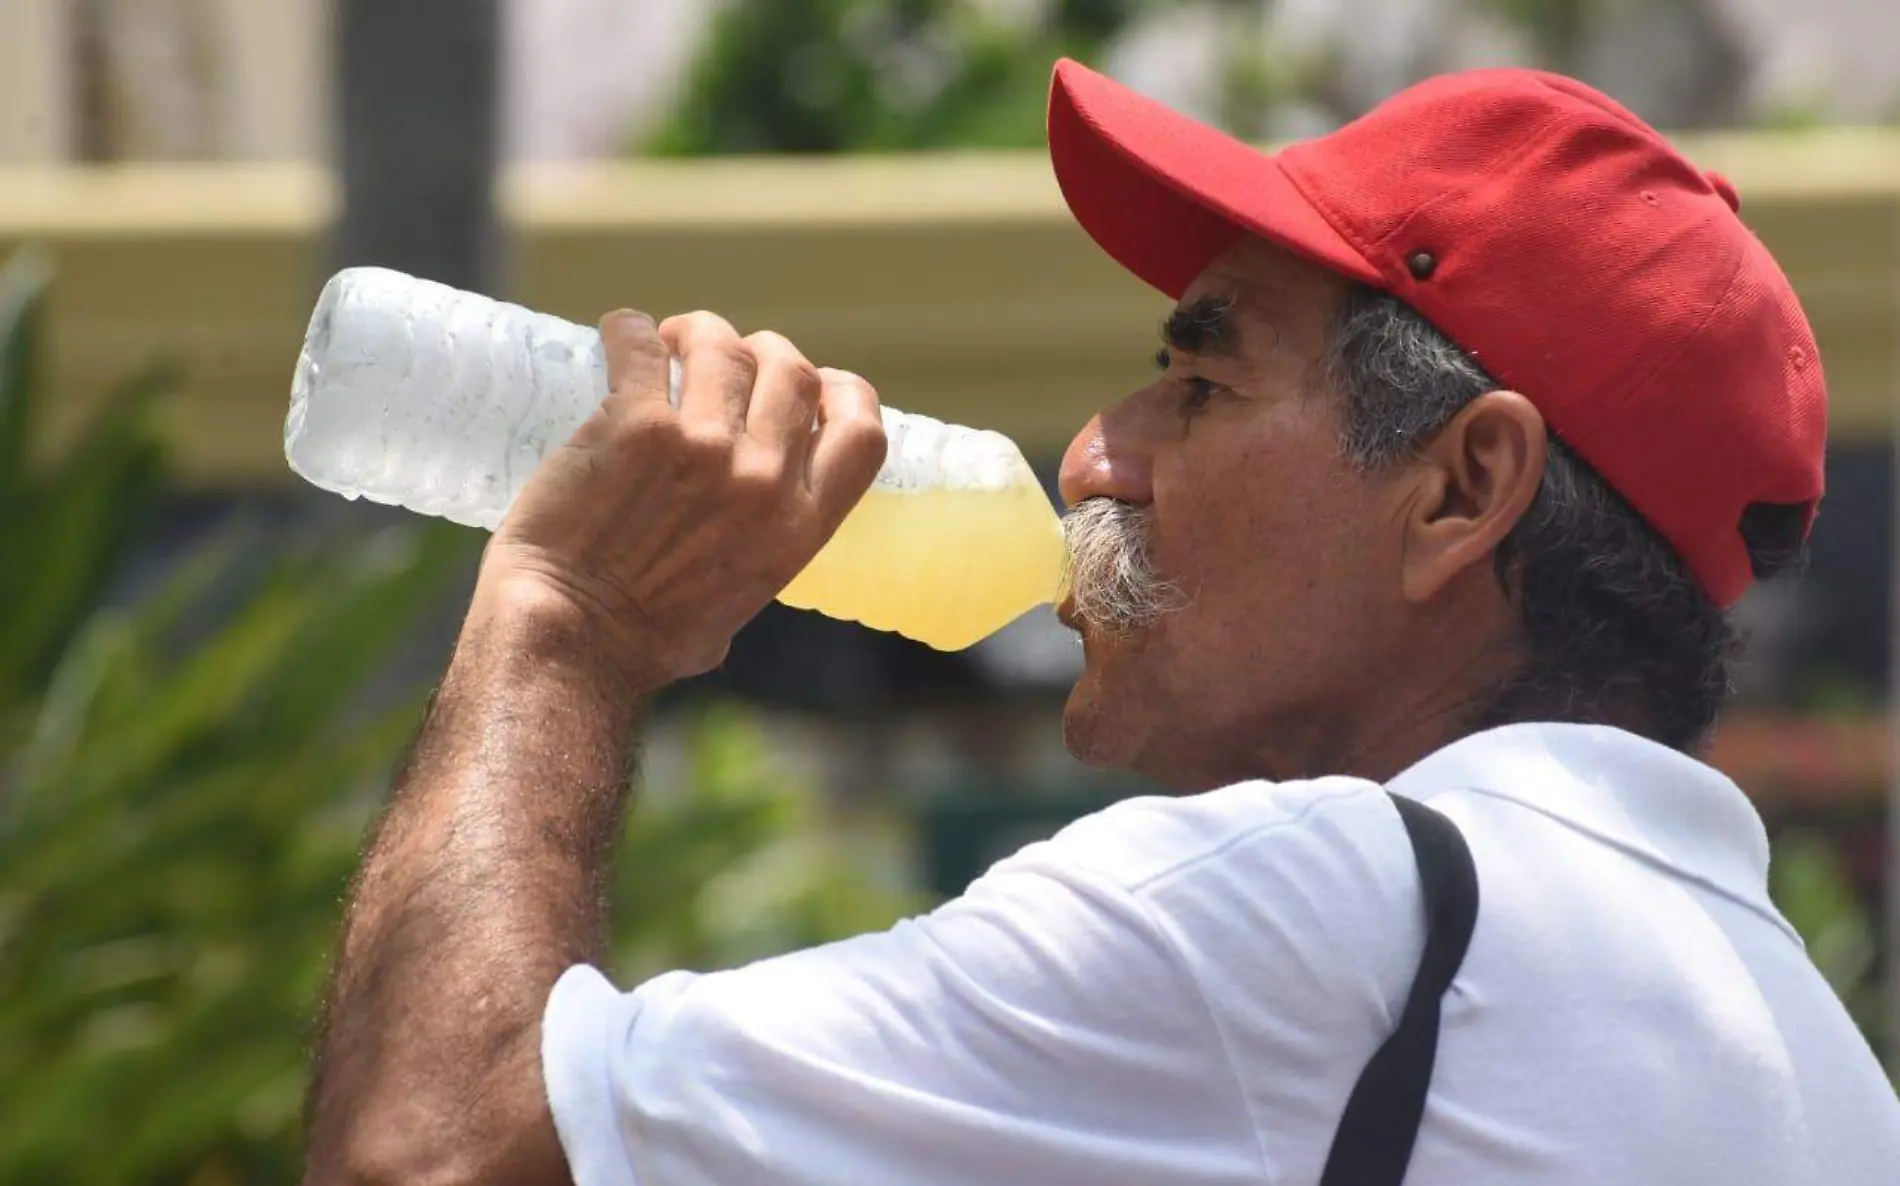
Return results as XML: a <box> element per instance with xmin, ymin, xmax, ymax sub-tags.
<box><xmin>1385</xmin><ymin>722</ymin><xmax>1796</xmax><ymax>944</ymax></box>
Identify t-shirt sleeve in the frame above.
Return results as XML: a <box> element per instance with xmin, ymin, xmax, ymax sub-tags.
<box><xmin>540</xmin><ymin>853</ymin><xmax>1267</xmax><ymax>1186</ymax></box>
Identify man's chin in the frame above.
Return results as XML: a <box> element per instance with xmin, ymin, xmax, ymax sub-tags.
<box><xmin>1060</xmin><ymin>658</ymin><xmax>1136</xmax><ymax>771</ymax></box>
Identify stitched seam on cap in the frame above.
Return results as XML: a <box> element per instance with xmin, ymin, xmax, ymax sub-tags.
<box><xmin>1068</xmin><ymin>105</ymin><xmax>1248</xmax><ymax>285</ymax></box>
<box><xmin>1276</xmin><ymin>153</ymin><xmax>1382</xmax><ymax>268</ymax></box>
<box><xmin>1375</xmin><ymin>113</ymin><xmax>1579</xmax><ymax>258</ymax></box>
<box><xmin>1601</xmin><ymin>227</ymin><xmax>1750</xmax><ymax>428</ymax></box>
<box><xmin>1556</xmin><ymin>222</ymin><xmax>1750</xmax><ymax>531</ymax></box>
<box><xmin>1073</xmin><ymin>100</ymin><xmax>1258</xmax><ymax>229</ymax></box>
<box><xmin>1280</xmin><ymin>105</ymin><xmax>1572</xmax><ymax>266</ymax></box>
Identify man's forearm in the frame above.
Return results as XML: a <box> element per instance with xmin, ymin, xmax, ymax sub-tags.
<box><xmin>299</xmin><ymin>305</ymin><xmax>886</xmax><ymax>1184</ymax></box>
<box><xmin>304</xmin><ymin>586</ymin><xmax>650</xmax><ymax>1186</ymax></box>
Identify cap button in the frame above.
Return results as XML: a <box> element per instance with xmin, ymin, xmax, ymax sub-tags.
<box><xmin>1406</xmin><ymin>250</ymin><xmax>1437</xmax><ymax>280</ymax></box>
<box><xmin>1705</xmin><ymin>169</ymin><xmax>1741</xmax><ymax>212</ymax></box>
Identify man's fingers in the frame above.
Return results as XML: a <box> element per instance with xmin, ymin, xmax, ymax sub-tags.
<box><xmin>659</xmin><ymin>311</ymin><xmax>753</xmax><ymax>433</ymax></box>
<box><xmin>743</xmin><ymin>331</ymin><xmax>824</xmax><ymax>455</ymax></box>
<box><xmin>598</xmin><ymin>310</ymin><xmax>670</xmax><ymax>407</ymax></box>
<box><xmin>808</xmin><ymin>368</ymin><xmax>887</xmax><ymax>526</ymax></box>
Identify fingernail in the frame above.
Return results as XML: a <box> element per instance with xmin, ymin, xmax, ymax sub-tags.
<box><xmin>603</xmin><ymin>308</ymin><xmax>655</xmax><ymax>330</ymax></box>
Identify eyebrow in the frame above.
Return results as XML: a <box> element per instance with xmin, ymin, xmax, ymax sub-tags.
<box><xmin>1159</xmin><ymin>293</ymin><xmax>1240</xmax><ymax>361</ymax></box>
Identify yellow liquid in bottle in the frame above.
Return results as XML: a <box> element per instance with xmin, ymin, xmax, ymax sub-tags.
<box><xmin>776</xmin><ymin>477</ymin><xmax>1066</xmax><ymax>652</ymax></box>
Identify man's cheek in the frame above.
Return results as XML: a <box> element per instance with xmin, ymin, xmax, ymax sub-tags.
<box><xmin>1171</xmin><ymin>497</ymin><xmax>1262</xmax><ymax>583</ymax></box>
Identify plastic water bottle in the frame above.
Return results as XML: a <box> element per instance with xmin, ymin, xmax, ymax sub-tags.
<box><xmin>285</xmin><ymin>267</ymin><xmax>1065</xmax><ymax>651</ymax></box>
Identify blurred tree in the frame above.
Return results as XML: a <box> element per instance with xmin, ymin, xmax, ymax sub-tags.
<box><xmin>0</xmin><ymin>252</ymin><xmax>920</xmax><ymax>1184</ymax></box>
<box><xmin>1476</xmin><ymin>0</ymin><xmax>1592</xmax><ymax>60</ymax></box>
<box><xmin>0</xmin><ymin>246</ymin><xmax>472</xmax><ymax>1184</ymax></box>
<box><xmin>1771</xmin><ymin>828</ymin><xmax>1889</xmax><ymax>1076</ymax></box>
<box><xmin>71</xmin><ymin>0</ymin><xmax>222</xmax><ymax>162</ymax></box>
<box><xmin>651</xmin><ymin>0</ymin><xmax>1771</xmax><ymax>160</ymax></box>
<box><xmin>1472</xmin><ymin>0</ymin><xmax>1748</xmax><ymax>127</ymax></box>
<box><xmin>332</xmin><ymin>0</ymin><xmax>501</xmax><ymax>293</ymax></box>
<box><xmin>649</xmin><ymin>0</ymin><xmax>1152</xmax><ymax>154</ymax></box>
<box><xmin>0</xmin><ymin>248</ymin><xmax>168</xmax><ymax>711</ymax></box>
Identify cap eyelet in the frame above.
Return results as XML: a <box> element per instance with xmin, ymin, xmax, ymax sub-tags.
<box><xmin>1407</xmin><ymin>250</ymin><xmax>1437</xmax><ymax>280</ymax></box>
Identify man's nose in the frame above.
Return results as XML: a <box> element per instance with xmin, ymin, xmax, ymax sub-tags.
<box><xmin>1058</xmin><ymin>409</ymin><xmax>1153</xmax><ymax>509</ymax></box>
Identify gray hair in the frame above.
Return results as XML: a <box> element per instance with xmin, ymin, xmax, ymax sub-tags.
<box><xmin>1322</xmin><ymin>286</ymin><xmax>1745</xmax><ymax>752</ymax></box>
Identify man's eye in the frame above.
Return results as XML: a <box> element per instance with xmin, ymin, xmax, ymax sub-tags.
<box><xmin>1181</xmin><ymin>376</ymin><xmax>1220</xmax><ymax>414</ymax></box>
<box><xmin>1154</xmin><ymin>348</ymin><xmax>1221</xmax><ymax>419</ymax></box>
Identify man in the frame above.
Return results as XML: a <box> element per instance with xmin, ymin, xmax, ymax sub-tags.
<box><xmin>302</xmin><ymin>61</ymin><xmax>1900</xmax><ymax>1185</ymax></box>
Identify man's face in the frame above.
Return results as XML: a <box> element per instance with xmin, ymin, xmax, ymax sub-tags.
<box><xmin>1057</xmin><ymin>237</ymin><xmax>1412</xmax><ymax>791</ymax></box>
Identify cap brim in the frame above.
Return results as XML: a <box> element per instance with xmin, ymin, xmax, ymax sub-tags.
<box><xmin>1048</xmin><ymin>59</ymin><xmax>1379</xmax><ymax>298</ymax></box>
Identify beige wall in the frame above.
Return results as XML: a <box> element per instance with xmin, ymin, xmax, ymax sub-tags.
<box><xmin>0</xmin><ymin>0</ymin><xmax>326</xmax><ymax>163</ymax></box>
<box><xmin>0</xmin><ymin>0</ymin><xmax>71</xmax><ymax>162</ymax></box>
<box><xmin>209</xmin><ymin>0</ymin><xmax>328</xmax><ymax>161</ymax></box>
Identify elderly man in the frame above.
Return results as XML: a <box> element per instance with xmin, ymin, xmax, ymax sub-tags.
<box><xmin>302</xmin><ymin>61</ymin><xmax>1900</xmax><ymax>1185</ymax></box>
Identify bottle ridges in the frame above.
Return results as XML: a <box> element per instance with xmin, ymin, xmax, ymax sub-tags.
<box><xmin>287</xmin><ymin>266</ymin><xmax>1065</xmax><ymax>650</ymax></box>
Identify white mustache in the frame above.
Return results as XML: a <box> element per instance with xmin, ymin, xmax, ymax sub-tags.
<box><xmin>1061</xmin><ymin>499</ymin><xmax>1186</xmax><ymax>637</ymax></box>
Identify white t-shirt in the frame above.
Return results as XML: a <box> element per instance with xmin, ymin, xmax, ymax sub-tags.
<box><xmin>541</xmin><ymin>722</ymin><xmax>1900</xmax><ymax>1184</ymax></box>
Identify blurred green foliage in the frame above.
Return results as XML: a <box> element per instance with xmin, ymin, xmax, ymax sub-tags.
<box><xmin>1770</xmin><ymin>828</ymin><xmax>1887</xmax><ymax>1069</ymax></box>
<box><xmin>0</xmin><ymin>251</ymin><xmax>169</xmax><ymax>710</ymax></box>
<box><xmin>1473</xmin><ymin>0</ymin><xmax>1594</xmax><ymax>61</ymax></box>
<box><xmin>0</xmin><ymin>247</ymin><xmax>475</xmax><ymax>1184</ymax></box>
<box><xmin>649</xmin><ymin>0</ymin><xmax>1150</xmax><ymax>154</ymax></box>
<box><xmin>0</xmin><ymin>251</ymin><xmax>920</xmax><ymax>1185</ymax></box>
<box><xmin>651</xmin><ymin>0</ymin><xmax>1780</xmax><ymax>159</ymax></box>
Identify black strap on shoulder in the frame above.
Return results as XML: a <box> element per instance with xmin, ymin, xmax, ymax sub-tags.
<box><xmin>1318</xmin><ymin>793</ymin><xmax>1479</xmax><ymax>1186</ymax></box>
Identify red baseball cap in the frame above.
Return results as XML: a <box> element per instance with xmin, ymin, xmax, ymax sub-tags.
<box><xmin>1047</xmin><ymin>58</ymin><xmax>1825</xmax><ymax>607</ymax></box>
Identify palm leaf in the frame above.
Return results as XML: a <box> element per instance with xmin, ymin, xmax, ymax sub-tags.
<box><xmin>0</xmin><ymin>358</ymin><xmax>173</xmax><ymax>699</ymax></box>
<box><xmin>0</xmin><ymin>246</ymin><xmax>918</xmax><ymax>1183</ymax></box>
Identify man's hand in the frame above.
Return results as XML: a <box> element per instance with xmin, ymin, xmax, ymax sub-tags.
<box><xmin>477</xmin><ymin>310</ymin><xmax>887</xmax><ymax>685</ymax></box>
<box><xmin>303</xmin><ymin>313</ymin><xmax>880</xmax><ymax>1186</ymax></box>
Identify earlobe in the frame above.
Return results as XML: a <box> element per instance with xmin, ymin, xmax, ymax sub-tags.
<box><xmin>1399</xmin><ymin>392</ymin><xmax>1548</xmax><ymax>604</ymax></box>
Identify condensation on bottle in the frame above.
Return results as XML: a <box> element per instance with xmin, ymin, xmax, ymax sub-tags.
<box><xmin>285</xmin><ymin>267</ymin><xmax>1065</xmax><ymax>651</ymax></box>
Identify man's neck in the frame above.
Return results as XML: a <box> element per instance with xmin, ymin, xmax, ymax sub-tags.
<box><xmin>1199</xmin><ymin>629</ymin><xmax>1523</xmax><ymax>790</ymax></box>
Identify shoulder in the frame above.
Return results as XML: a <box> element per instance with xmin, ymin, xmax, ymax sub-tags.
<box><xmin>985</xmin><ymin>776</ymin><xmax>1428</xmax><ymax>1030</ymax></box>
<box><xmin>993</xmin><ymin>775</ymin><xmax>1407</xmax><ymax>896</ymax></box>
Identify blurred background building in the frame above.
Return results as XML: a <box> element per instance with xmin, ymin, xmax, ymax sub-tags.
<box><xmin>6</xmin><ymin>0</ymin><xmax>1899</xmax><ymax>165</ymax></box>
<box><xmin>0</xmin><ymin>2</ymin><xmax>1895</xmax><ymax>1180</ymax></box>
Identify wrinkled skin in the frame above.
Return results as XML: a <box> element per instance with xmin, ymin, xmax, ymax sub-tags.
<box><xmin>1057</xmin><ymin>237</ymin><xmax>1548</xmax><ymax>791</ymax></box>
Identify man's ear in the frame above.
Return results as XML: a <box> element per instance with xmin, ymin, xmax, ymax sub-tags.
<box><xmin>1399</xmin><ymin>391</ymin><xmax>1547</xmax><ymax>604</ymax></box>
